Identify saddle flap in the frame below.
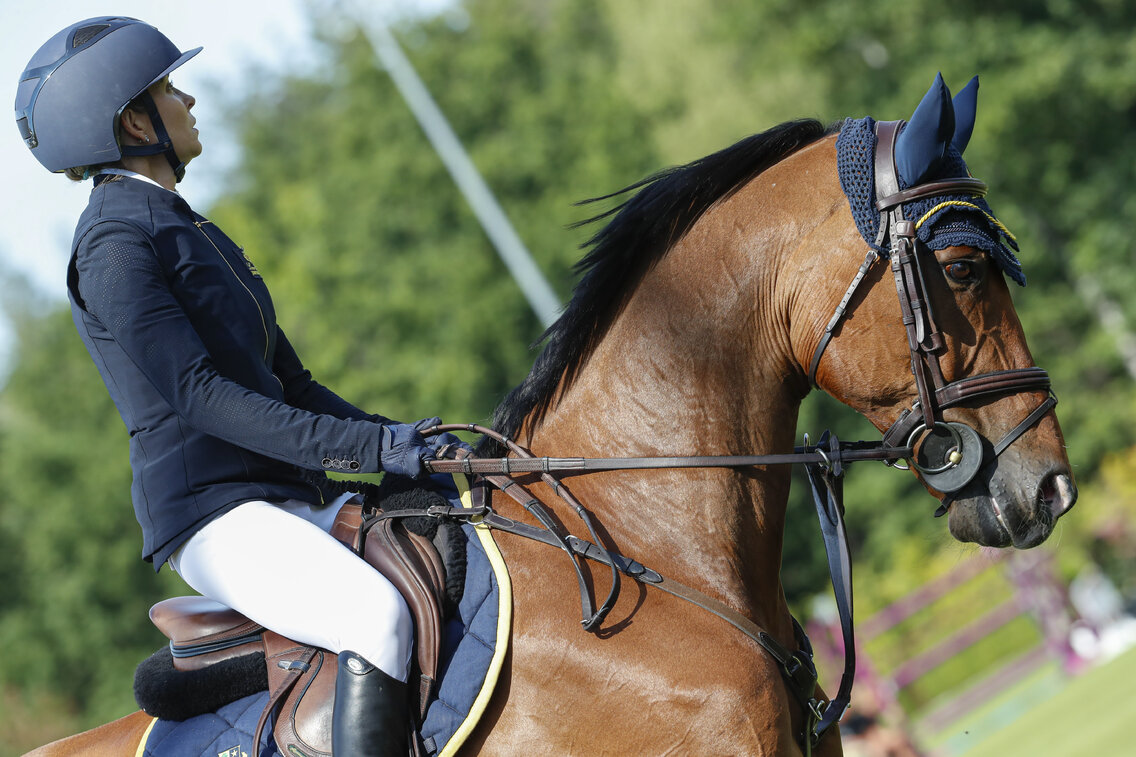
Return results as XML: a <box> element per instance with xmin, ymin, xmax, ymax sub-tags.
<box><xmin>364</xmin><ymin>514</ymin><xmax>447</xmax><ymax>719</ymax></box>
<box><xmin>262</xmin><ymin>631</ymin><xmax>334</xmax><ymax>757</ymax></box>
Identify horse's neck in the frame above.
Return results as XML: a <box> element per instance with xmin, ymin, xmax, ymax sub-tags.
<box><xmin>525</xmin><ymin>167</ymin><xmax>826</xmax><ymax>627</ymax></box>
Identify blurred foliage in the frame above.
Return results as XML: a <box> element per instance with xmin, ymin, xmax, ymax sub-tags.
<box><xmin>2</xmin><ymin>0</ymin><xmax>1135</xmax><ymax>746</ymax></box>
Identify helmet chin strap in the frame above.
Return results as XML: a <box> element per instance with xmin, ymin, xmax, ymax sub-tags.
<box><xmin>119</xmin><ymin>91</ymin><xmax>186</xmax><ymax>182</ymax></box>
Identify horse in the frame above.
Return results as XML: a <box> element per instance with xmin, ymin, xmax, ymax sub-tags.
<box><xmin>29</xmin><ymin>76</ymin><xmax>1075</xmax><ymax>756</ymax></box>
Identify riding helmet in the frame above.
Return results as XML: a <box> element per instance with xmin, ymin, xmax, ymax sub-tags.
<box><xmin>14</xmin><ymin>17</ymin><xmax>201</xmax><ymax>174</ymax></box>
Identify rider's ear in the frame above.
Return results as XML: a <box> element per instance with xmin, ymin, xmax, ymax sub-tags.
<box><xmin>894</xmin><ymin>72</ymin><xmax>955</xmax><ymax>187</ymax></box>
<box><xmin>950</xmin><ymin>76</ymin><xmax>979</xmax><ymax>155</ymax></box>
<box><xmin>119</xmin><ymin>106</ymin><xmax>151</xmax><ymax>144</ymax></box>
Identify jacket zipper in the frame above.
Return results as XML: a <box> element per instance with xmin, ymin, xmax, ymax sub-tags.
<box><xmin>193</xmin><ymin>220</ymin><xmax>271</xmax><ymax>362</ymax></box>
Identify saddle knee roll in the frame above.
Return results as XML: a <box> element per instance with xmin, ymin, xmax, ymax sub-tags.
<box><xmin>363</xmin><ymin>514</ymin><xmax>447</xmax><ymax>720</ymax></box>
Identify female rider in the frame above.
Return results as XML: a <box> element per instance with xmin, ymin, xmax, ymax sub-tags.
<box><xmin>16</xmin><ymin>17</ymin><xmax>432</xmax><ymax>755</ymax></box>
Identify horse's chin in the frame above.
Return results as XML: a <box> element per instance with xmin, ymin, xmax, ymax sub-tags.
<box><xmin>944</xmin><ymin>468</ymin><xmax>1077</xmax><ymax>549</ymax></box>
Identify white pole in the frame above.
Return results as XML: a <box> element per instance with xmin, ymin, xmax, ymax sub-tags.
<box><xmin>357</xmin><ymin>15</ymin><xmax>562</xmax><ymax>328</ymax></box>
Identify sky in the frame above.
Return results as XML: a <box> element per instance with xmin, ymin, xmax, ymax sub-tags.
<box><xmin>0</xmin><ymin>0</ymin><xmax>451</xmax><ymax>371</ymax></box>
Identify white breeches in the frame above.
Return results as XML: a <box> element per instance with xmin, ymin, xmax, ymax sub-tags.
<box><xmin>168</xmin><ymin>494</ymin><xmax>413</xmax><ymax>682</ymax></box>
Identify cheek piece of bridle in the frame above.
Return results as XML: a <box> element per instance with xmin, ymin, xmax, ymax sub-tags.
<box><xmin>408</xmin><ymin>121</ymin><xmax>1055</xmax><ymax>754</ymax></box>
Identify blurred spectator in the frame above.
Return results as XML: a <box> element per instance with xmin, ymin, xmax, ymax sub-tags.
<box><xmin>840</xmin><ymin>710</ymin><xmax>924</xmax><ymax>757</ymax></box>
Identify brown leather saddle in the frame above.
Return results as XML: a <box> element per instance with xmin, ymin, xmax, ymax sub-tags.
<box><xmin>148</xmin><ymin>500</ymin><xmax>447</xmax><ymax>756</ymax></box>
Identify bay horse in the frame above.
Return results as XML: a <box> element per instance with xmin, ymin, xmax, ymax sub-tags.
<box><xmin>30</xmin><ymin>77</ymin><xmax>1075</xmax><ymax>756</ymax></box>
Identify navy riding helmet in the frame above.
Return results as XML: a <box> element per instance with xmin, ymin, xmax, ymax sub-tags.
<box><xmin>14</xmin><ymin>17</ymin><xmax>201</xmax><ymax>180</ymax></box>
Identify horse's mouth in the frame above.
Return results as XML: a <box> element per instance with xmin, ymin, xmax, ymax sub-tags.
<box><xmin>947</xmin><ymin>470</ymin><xmax>1077</xmax><ymax>549</ymax></box>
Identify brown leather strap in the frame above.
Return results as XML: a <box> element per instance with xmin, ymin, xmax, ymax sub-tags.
<box><xmin>252</xmin><ymin>641</ymin><xmax>318</xmax><ymax>757</ymax></box>
<box><xmin>808</xmin><ymin>249</ymin><xmax>880</xmax><ymax>389</ymax></box>
<box><xmin>425</xmin><ymin>444</ymin><xmax>910</xmax><ymax>476</ymax></box>
<box><xmin>881</xmin><ymin>367</ymin><xmax>1051</xmax><ymax>449</ymax></box>
<box><xmin>873</xmin><ymin>120</ymin><xmax>903</xmax><ymax>201</ymax></box>
<box><xmin>935</xmin><ymin>367</ymin><xmax>1051</xmax><ymax>407</ymax></box>
<box><xmin>877</xmin><ymin>177</ymin><xmax>988</xmax><ymax>210</ymax></box>
<box><xmin>994</xmin><ymin>392</ymin><xmax>1057</xmax><ymax>457</ymax></box>
<box><xmin>460</xmin><ymin>463</ymin><xmax>826</xmax><ymax>751</ymax></box>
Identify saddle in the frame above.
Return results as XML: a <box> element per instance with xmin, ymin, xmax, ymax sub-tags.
<box><xmin>147</xmin><ymin>500</ymin><xmax>448</xmax><ymax>756</ymax></box>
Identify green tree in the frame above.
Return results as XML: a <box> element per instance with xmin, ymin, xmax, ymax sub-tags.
<box><xmin>0</xmin><ymin>290</ymin><xmax>191</xmax><ymax>726</ymax></box>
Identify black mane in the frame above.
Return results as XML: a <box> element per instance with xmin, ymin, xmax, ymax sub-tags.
<box><xmin>483</xmin><ymin>119</ymin><xmax>832</xmax><ymax>452</ymax></box>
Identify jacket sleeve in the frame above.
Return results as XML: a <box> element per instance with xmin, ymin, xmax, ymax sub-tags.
<box><xmin>272</xmin><ymin>327</ymin><xmax>394</xmax><ymax>424</ymax></box>
<box><xmin>73</xmin><ymin>221</ymin><xmax>384</xmax><ymax>473</ymax></box>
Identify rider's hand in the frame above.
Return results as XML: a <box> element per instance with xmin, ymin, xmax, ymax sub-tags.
<box><xmin>378</xmin><ymin>422</ymin><xmax>434</xmax><ymax>479</ymax></box>
<box><xmin>411</xmin><ymin>416</ymin><xmax>442</xmax><ymax>434</ymax></box>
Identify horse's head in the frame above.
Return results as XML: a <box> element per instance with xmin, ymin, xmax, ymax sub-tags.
<box><xmin>798</xmin><ymin>75</ymin><xmax>1076</xmax><ymax>548</ymax></box>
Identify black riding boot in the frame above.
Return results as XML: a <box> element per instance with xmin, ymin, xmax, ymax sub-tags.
<box><xmin>333</xmin><ymin>650</ymin><xmax>409</xmax><ymax>757</ymax></box>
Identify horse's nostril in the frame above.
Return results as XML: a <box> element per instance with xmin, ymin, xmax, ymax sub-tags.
<box><xmin>1039</xmin><ymin>472</ymin><xmax>1078</xmax><ymax>519</ymax></box>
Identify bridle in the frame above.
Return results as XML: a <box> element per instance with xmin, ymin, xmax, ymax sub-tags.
<box><xmin>408</xmin><ymin>120</ymin><xmax>1058</xmax><ymax>754</ymax></box>
<box><xmin>808</xmin><ymin>120</ymin><xmax>1055</xmax><ymax>497</ymax></box>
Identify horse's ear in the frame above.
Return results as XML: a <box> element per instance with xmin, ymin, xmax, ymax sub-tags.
<box><xmin>895</xmin><ymin>72</ymin><xmax>955</xmax><ymax>186</ymax></box>
<box><xmin>951</xmin><ymin>76</ymin><xmax>979</xmax><ymax>155</ymax></box>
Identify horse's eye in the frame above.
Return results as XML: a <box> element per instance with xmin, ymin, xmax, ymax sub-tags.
<box><xmin>944</xmin><ymin>260</ymin><xmax>977</xmax><ymax>283</ymax></box>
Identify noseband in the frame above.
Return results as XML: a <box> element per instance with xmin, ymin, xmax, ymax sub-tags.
<box><xmin>808</xmin><ymin>120</ymin><xmax>1055</xmax><ymax>496</ymax></box>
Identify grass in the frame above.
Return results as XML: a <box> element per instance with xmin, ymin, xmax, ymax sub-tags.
<box><xmin>924</xmin><ymin>645</ymin><xmax>1136</xmax><ymax>756</ymax></box>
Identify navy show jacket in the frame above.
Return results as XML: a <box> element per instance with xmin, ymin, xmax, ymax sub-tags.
<box><xmin>68</xmin><ymin>176</ymin><xmax>387</xmax><ymax>568</ymax></box>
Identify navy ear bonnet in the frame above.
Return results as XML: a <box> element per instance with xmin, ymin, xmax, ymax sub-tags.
<box><xmin>835</xmin><ymin>75</ymin><xmax>1025</xmax><ymax>285</ymax></box>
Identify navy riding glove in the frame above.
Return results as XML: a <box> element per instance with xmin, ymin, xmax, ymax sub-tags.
<box><xmin>378</xmin><ymin>422</ymin><xmax>434</xmax><ymax>479</ymax></box>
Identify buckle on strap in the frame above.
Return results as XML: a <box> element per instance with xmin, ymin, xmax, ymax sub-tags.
<box><xmin>759</xmin><ymin>630</ymin><xmax>819</xmax><ymax>707</ymax></box>
<box><xmin>784</xmin><ymin>651</ymin><xmax>820</xmax><ymax>703</ymax></box>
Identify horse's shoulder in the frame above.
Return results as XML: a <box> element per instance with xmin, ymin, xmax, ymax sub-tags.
<box><xmin>24</xmin><ymin>709</ymin><xmax>152</xmax><ymax>756</ymax></box>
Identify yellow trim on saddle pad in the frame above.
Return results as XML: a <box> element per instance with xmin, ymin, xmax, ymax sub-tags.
<box><xmin>439</xmin><ymin>473</ymin><xmax>513</xmax><ymax>757</ymax></box>
<box><xmin>134</xmin><ymin>715</ymin><xmax>158</xmax><ymax>757</ymax></box>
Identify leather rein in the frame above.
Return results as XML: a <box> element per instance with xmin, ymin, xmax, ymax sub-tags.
<box><xmin>410</xmin><ymin>121</ymin><xmax>1056</xmax><ymax>753</ymax></box>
